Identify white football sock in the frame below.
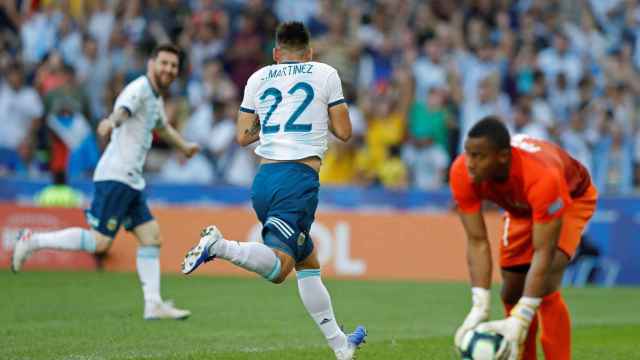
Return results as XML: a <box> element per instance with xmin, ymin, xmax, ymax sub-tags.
<box><xmin>137</xmin><ymin>245</ymin><xmax>162</xmax><ymax>304</ymax></box>
<box><xmin>32</xmin><ymin>228</ymin><xmax>97</xmax><ymax>252</ymax></box>
<box><xmin>297</xmin><ymin>270</ymin><xmax>347</xmax><ymax>351</ymax></box>
<box><xmin>212</xmin><ymin>239</ymin><xmax>281</xmax><ymax>281</ymax></box>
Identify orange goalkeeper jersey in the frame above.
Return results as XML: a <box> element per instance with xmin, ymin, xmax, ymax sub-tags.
<box><xmin>450</xmin><ymin>135</ymin><xmax>591</xmax><ymax>223</ymax></box>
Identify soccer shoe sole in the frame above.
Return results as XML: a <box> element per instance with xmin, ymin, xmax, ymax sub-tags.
<box><xmin>181</xmin><ymin>226</ymin><xmax>220</xmax><ymax>275</ymax></box>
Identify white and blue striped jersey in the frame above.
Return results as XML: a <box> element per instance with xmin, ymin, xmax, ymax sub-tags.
<box><xmin>93</xmin><ymin>76</ymin><xmax>167</xmax><ymax>190</ymax></box>
<box><xmin>240</xmin><ymin>61</ymin><xmax>345</xmax><ymax>160</ymax></box>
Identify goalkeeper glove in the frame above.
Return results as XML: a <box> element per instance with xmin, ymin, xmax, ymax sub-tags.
<box><xmin>476</xmin><ymin>296</ymin><xmax>541</xmax><ymax>360</ymax></box>
<box><xmin>454</xmin><ymin>287</ymin><xmax>491</xmax><ymax>348</ymax></box>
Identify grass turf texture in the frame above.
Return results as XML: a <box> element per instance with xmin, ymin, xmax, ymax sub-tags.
<box><xmin>1</xmin><ymin>270</ymin><xmax>638</xmax><ymax>360</ymax></box>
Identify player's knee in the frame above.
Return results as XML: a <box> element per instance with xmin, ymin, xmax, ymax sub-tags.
<box><xmin>144</xmin><ymin>233</ymin><xmax>162</xmax><ymax>246</ymax></box>
<box><xmin>137</xmin><ymin>223</ymin><xmax>162</xmax><ymax>246</ymax></box>
<box><xmin>270</xmin><ymin>263</ymin><xmax>294</xmax><ymax>284</ymax></box>
<box><xmin>267</xmin><ymin>251</ymin><xmax>294</xmax><ymax>284</ymax></box>
<box><xmin>93</xmin><ymin>232</ymin><xmax>113</xmax><ymax>254</ymax></box>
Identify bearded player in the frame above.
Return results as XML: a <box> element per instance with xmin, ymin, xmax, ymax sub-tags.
<box><xmin>12</xmin><ymin>44</ymin><xmax>199</xmax><ymax>320</ymax></box>
<box><xmin>450</xmin><ymin>116</ymin><xmax>597</xmax><ymax>360</ymax></box>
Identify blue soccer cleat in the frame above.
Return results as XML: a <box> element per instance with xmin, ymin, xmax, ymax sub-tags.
<box><xmin>335</xmin><ymin>325</ymin><xmax>367</xmax><ymax>360</ymax></box>
<box><xmin>181</xmin><ymin>225</ymin><xmax>222</xmax><ymax>275</ymax></box>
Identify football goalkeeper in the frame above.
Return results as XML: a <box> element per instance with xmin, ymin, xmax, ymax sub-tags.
<box><xmin>450</xmin><ymin>117</ymin><xmax>597</xmax><ymax>360</ymax></box>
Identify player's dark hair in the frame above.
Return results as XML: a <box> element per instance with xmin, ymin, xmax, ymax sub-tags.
<box><xmin>151</xmin><ymin>43</ymin><xmax>182</xmax><ymax>65</ymax></box>
<box><xmin>467</xmin><ymin>116</ymin><xmax>511</xmax><ymax>150</ymax></box>
<box><xmin>275</xmin><ymin>21</ymin><xmax>310</xmax><ymax>51</ymax></box>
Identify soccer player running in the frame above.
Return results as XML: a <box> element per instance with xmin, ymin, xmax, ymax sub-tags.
<box><xmin>450</xmin><ymin>117</ymin><xmax>597</xmax><ymax>360</ymax></box>
<box><xmin>12</xmin><ymin>44</ymin><xmax>199</xmax><ymax>320</ymax></box>
<box><xmin>181</xmin><ymin>22</ymin><xmax>366</xmax><ymax>360</ymax></box>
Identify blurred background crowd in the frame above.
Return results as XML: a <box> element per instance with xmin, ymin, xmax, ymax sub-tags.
<box><xmin>1</xmin><ymin>0</ymin><xmax>640</xmax><ymax>194</ymax></box>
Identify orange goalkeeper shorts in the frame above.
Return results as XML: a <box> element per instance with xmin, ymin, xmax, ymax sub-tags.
<box><xmin>499</xmin><ymin>184</ymin><xmax>598</xmax><ymax>268</ymax></box>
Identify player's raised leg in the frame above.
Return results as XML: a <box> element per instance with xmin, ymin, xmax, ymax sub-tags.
<box><xmin>134</xmin><ymin>220</ymin><xmax>190</xmax><ymax>320</ymax></box>
<box><xmin>182</xmin><ymin>226</ymin><xmax>288</xmax><ymax>282</ymax></box>
<box><xmin>11</xmin><ymin>227</ymin><xmax>110</xmax><ymax>273</ymax></box>
<box><xmin>296</xmin><ymin>249</ymin><xmax>367</xmax><ymax>360</ymax></box>
<box><xmin>12</xmin><ymin>180</ymin><xmax>144</xmax><ymax>272</ymax></box>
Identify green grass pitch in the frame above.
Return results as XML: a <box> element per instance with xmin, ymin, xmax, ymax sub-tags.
<box><xmin>1</xmin><ymin>270</ymin><xmax>639</xmax><ymax>360</ymax></box>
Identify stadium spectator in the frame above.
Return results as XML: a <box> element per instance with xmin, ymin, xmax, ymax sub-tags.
<box><xmin>0</xmin><ymin>61</ymin><xmax>44</xmax><ymax>174</ymax></box>
<box><xmin>528</xmin><ymin>70</ymin><xmax>554</xmax><ymax>129</ymax></box>
<box><xmin>412</xmin><ymin>37</ymin><xmax>448</xmax><ymax>101</ymax></box>
<box><xmin>3</xmin><ymin>0</ymin><xmax>640</xmax><ymax>191</ymax></box>
<box><xmin>563</xmin><ymin>8</ymin><xmax>607</xmax><ymax>62</ymax></box>
<box><xmin>159</xmin><ymin>151</ymin><xmax>214</xmax><ymax>184</ymax></box>
<box><xmin>313</xmin><ymin>9</ymin><xmax>361</xmax><ymax>88</ymax></box>
<box><xmin>34</xmin><ymin>50</ymin><xmax>68</xmax><ymax>95</ymax></box>
<box><xmin>319</xmin><ymin>86</ymin><xmax>367</xmax><ymax>186</ymax></box>
<box><xmin>42</xmin><ymin>64</ymin><xmax>92</xmax><ymax>125</ymax></box>
<box><xmin>76</xmin><ymin>35</ymin><xmax>112</xmax><ymax>120</ymax></box>
<box><xmin>537</xmin><ymin>32</ymin><xmax>583</xmax><ymax>88</ymax></box>
<box><xmin>274</xmin><ymin>0</ymin><xmax>319</xmax><ymax>24</ymax></box>
<box><xmin>46</xmin><ymin>95</ymin><xmax>100</xmax><ymax>178</ymax></box>
<box><xmin>548</xmin><ymin>72</ymin><xmax>578</xmax><ymax>125</ymax></box>
<box><xmin>189</xmin><ymin>10</ymin><xmax>228</xmax><ymax>78</ymax></box>
<box><xmin>320</xmin><ymin>137</ymin><xmax>360</xmax><ymax>186</ymax></box>
<box><xmin>593</xmin><ymin>122</ymin><xmax>634</xmax><ymax>194</ymax></box>
<box><xmin>0</xmin><ymin>0</ymin><xmax>20</xmax><ymax>36</ymax></box>
<box><xmin>402</xmin><ymin>87</ymin><xmax>450</xmax><ymax>190</ymax></box>
<box><xmin>187</xmin><ymin>57</ymin><xmax>237</xmax><ymax>108</ymax></box>
<box><xmin>223</xmin><ymin>11</ymin><xmax>263</xmax><ymax>91</ymax></box>
<box><xmin>561</xmin><ymin>106</ymin><xmax>596</xmax><ymax>176</ymax></box>
<box><xmin>460</xmin><ymin>73</ymin><xmax>511</xmax><ymax>150</ymax></box>
<box><xmin>20</xmin><ymin>3</ymin><xmax>59</xmax><ymax>65</ymax></box>
<box><xmin>57</xmin><ymin>12</ymin><xmax>83</xmax><ymax>67</ymax></box>
<box><xmin>86</xmin><ymin>0</ymin><xmax>115</xmax><ymax>54</ymax></box>
<box><xmin>357</xmin><ymin>66</ymin><xmax>412</xmax><ymax>186</ymax></box>
<box><xmin>510</xmin><ymin>98</ymin><xmax>549</xmax><ymax>140</ymax></box>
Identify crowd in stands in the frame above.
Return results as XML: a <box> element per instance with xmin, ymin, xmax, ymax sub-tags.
<box><xmin>1</xmin><ymin>0</ymin><xmax>640</xmax><ymax>194</ymax></box>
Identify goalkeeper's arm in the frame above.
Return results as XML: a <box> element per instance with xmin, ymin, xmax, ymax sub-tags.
<box><xmin>459</xmin><ymin>210</ymin><xmax>492</xmax><ymax>289</ymax></box>
<box><xmin>454</xmin><ymin>210</ymin><xmax>493</xmax><ymax>348</ymax></box>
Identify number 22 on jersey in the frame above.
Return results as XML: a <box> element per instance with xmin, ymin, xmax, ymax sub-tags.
<box><xmin>260</xmin><ymin>82</ymin><xmax>314</xmax><ymax>134</ymax></box>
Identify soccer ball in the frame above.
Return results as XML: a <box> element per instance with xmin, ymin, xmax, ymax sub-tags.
<box><xmin>458</xmin><ymin>329</ymin><xmax>506</xmax><ymax>360</ymax></box>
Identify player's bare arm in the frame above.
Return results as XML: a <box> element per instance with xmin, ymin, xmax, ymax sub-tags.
<box><xmin>156</xmin><ymin>125</ymin><xmax>200</xmax><ymax>158</ymax></box>
<box><xmin>524</xmin><ymin>217</ymin><xmax>563</xmax><ymax>297</ymax></box>
<box><xmin>328</xmin><ymin>102</ymin><xmax>351</xmax><ymax>142</ymax></box>
<box><xmin>459</xmin><ymin>211</ymin><xmax>493</xmax><ymax>289</ymax></box>
<box><xmin>236</xmin><ymin>111</ymin><xmax>260</xmax><ymax>146</ymax></box>
<box><xmin>97</xmin><ymin>107</ymin><xmax>130</xmax><ymax>138</ymax></box>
